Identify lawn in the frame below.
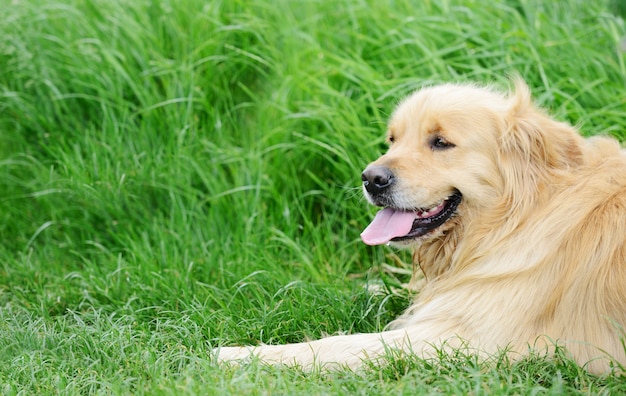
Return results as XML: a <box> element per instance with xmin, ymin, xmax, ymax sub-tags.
<box><xmin>1</xmin><ymin>0</ymin><xmax>626</xmax><ymax>394</ymax></box>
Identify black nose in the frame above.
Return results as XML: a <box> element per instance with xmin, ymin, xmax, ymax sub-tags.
<box><xmin>361</xmin><ymin>166</ymin><xmax>395</xmax><ymax>195</ymax></box>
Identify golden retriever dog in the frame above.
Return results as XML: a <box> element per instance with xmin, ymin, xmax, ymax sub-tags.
<box><xmin>215</xmin><ymin>79</ymin><xmax>626</xmax><ymax>373</ymax></box>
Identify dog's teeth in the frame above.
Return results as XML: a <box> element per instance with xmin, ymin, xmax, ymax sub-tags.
<box><xmin>414</xmin><ymin>199</ymin><xmax>448</xmax><ymax>219</ymax></box>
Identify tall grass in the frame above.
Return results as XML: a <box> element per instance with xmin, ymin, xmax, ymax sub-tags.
<box><xmin>1</xmin><ymin>0</ymin><xmax>625</xmax><ymax>393</ymax></box>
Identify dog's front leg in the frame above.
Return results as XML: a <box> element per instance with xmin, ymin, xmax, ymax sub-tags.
<box><xmin>214</xmin><ymin>329</ymin><xmax>414</xmax><ymax>370</ymax></box>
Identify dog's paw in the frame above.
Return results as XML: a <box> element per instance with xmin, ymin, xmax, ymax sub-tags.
<box><xmin>213</xmin><ymin>345</ymin><xmax>255</xmax><ymax>363</ymax></box>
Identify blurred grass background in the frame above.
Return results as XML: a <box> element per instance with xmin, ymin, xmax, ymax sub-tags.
<box><xmin>1</xmin><ymin>0</ymin><xmax>625</xmax><ymax>393</ymax></box>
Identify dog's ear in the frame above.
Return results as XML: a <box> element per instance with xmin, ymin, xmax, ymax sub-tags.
<box><xmin>502</xmin><ymin>78</ymin><xmax>584</xmax><ymax>170</ymax></box>
<box><xmin>497</xmin><ymin>78</ymin><xmax>585</xmax><ymax>205</ymax></box>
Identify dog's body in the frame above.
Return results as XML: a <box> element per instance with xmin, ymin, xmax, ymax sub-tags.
<box><xmin>216</xmin><ymin>80</ymin><xmax>626</xmax><ymax>373</ymax></box>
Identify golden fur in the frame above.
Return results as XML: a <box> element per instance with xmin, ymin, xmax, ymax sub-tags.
<box><xmin>215</xmin><ymin>79</ymin><xmax>626</xmax><ymax>373</ymax></box>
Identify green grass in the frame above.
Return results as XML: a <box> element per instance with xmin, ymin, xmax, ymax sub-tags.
<box><xmin>1</xmin><ymin>0</ymin><xmax>625</xmax><ymax>393</ymax></box>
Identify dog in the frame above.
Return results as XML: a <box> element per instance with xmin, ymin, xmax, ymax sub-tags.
<box><xmin>215</xmin><ymin>79</ymin><xmax>626</xmax><ymax>373</ymax></box>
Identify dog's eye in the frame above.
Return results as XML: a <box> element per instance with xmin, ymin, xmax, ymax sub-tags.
<box><xmin>388</xmin><ymin>135</ymin><xmax>395</xmax><ymax>144</ymax></box>
<box><xmin>430</xmin><ymin>135</ymin><xmax>455</xmax><ymax>151</ymax></box>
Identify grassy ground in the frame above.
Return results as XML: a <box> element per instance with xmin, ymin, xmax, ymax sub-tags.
<box><xmin>1</xmin><ymin>0</ymin><xmax>626</xmax><ymax>394</ymax></box>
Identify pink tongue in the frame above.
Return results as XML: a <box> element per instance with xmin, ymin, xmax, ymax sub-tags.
<box><xmin>361</xmin><ymin>208</ymin><xmax>416</xmax><ymax>246</ymax></box>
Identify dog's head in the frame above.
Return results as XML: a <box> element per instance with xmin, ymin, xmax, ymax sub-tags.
<box><xmin>360</xmin><ymin>80</ymin><xmax>583</xmax><ymax>249</ymax></box>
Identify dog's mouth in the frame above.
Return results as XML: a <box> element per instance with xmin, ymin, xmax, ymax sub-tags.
<box><xmin>361</xmin><ymin>191</ymin><xmax>462</xmax><ymax>246</ymax></box>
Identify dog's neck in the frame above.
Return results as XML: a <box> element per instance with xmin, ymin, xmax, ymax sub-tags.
<box><xmin>411</xmin><ymin>189</ymin><xmax>546</xmax><ymax>284</ymax></box>
<box><xmin>412</xmin><ymin>226</ymin><xmax>462</xmax><ymax>281</ymax></box>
